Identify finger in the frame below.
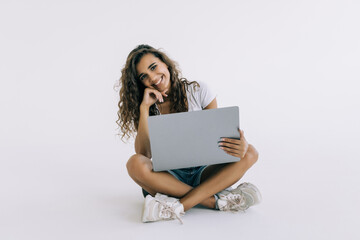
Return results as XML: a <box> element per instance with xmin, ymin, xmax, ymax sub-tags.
<box><xmin>147</xmin><ymin>89</ymin><xmax>161</xmax><ymax>102</ymax></box>
<box><xmin>154</xmin><ymin>91</ymin><xmax>163</xmax><ymax>102</ymax></box>
<box><xmin>148</xmin><ymin>88</ymin><xmax>161</xmax><ymax>95</ymax></box>
<box><xmin>220</xmin><ymin>147</ymin><xmax>241</xmax><ymax>158</ymax></box>
<box><xmin>158</xmin><ymin>93</ymin><xmax>164</xmax><ymax>103</ymax></box>
<box><xmin>147</xmin><ymin>88</ymin><xmax>159</xmax><ymax>97</ymax></box>
<box><xmin>220</xmin><ymin>141</ymin><xmax>248</xmax><ymax>153</ymax></box>
<box><xmin>220</xmin><ymin>138</ymin><xmax>241</xmax><ymax>144</ymax></box>
<box><xmin>161</xmin><ymin>90</ymin><xmax>168</xmax><ymax>97</ymax></box>
<box><xmin>148</xmin><ymin>91</ymin><xmax>158</xmax><ymax>100</ymax></box>
<box><xmin>219</xmin><ymin>145</ymin><xmax>241</xmax><ymax>154</ymax></box>
<box><xmin>218</xmin><ymin>141</ymin><xmax>240</xmax><ymax>151</ymax></box>
<box><xmin>238</xmin><ymin>129</ymin><xmax>246</xmax><ymax>141</ymax></box>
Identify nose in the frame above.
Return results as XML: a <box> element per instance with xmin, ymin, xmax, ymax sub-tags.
<box><xmin>148</xmin><ymin>72</ymin><xmax>157</xmax><ymax>83</ymax></box>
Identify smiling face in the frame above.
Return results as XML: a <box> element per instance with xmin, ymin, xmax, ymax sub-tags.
<box><xmin>136</xmin><ymin>53</ymin><xmax>171</xmax><ymax>94</ymax></box>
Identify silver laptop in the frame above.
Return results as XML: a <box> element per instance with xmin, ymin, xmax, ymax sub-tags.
<box><xmin>148</xmin><ymin>106</ymin><xmax>240</xmax><ymax>171</ymax></box>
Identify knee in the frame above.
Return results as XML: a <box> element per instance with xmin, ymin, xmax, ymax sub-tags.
<box><xmin>245</xmin><ymin>144</ymin><xmax>259</xmax><ymax>166</ymax></box>
<box><xmin>126</xmin><ymin>154</ymin><xmax>152</xmax><ymax>181</ymax></box>
<box><xmin>126</xmin><ymin>154</ymin><xmax>139</xmax><ymax>174</ymax></box>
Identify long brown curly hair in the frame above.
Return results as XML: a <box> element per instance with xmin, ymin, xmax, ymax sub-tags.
<box><xmin>116</xmin><ymin>44</ymin><xmax>199</xmax><ymax>141</ymax></box>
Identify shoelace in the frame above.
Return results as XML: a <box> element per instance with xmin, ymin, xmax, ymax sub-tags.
<box><xmin>156</xmin><ymin>199</ymin><xmax>184</xmax><ymax>224</ymax></box>
<box><xmin>225</xmin><ymin>194</ymin><xmax>247</xmax><ymax>212</ymax></box>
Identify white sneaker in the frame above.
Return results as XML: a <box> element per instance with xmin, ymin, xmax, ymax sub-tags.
<box><xmin>216</xmin><ymin>182</ymin><xmax>262</xmax><ymax>212</ymax></box>
<box><xmin>142</xmin><ymin>193</ymin><xmax>185</xmax><ymax>224</ymax></box>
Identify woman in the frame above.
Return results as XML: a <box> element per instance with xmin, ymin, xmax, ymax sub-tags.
<box><xmin>117</xmin><ymin>44</ymin><xmax>261</xmax><ymax>223</ymax></box>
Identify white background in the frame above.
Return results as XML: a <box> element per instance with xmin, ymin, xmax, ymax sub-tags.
<box><xmin>1</xmin><ymin>0</ymin><xmax>359</xmax><ymax>239</ymax></box>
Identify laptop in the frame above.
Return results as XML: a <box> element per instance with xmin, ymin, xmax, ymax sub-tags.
<box><xmin>148</xmin><ymin>106</ymin><xmax>240</xmax><ymax>171</ymax></box>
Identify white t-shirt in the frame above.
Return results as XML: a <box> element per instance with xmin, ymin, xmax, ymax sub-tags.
<box><xmin>186</xmin><ymin>81</ymin><xmax>217</xmax><ymax>112</ymax></box>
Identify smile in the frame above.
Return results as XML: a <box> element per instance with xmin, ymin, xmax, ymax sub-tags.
<box><xmin>154</xmin><ymin>76</ymin><xmax>163</xmax><ymax>86</ymax></box>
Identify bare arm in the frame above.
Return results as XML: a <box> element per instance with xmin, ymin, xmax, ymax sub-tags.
<box><xmin>204</xmin><ymin>98</ymin><xmax>218</xmax><ymax>110</ymax></box>
<box><xmin>134</xmin><ymin>104</ymin><xmax>152</xmax><ymax>158</ymax></box>
<box><xmin>134</xmin><ymin>88</ymin><xmax>167</xmax><ymax>158</ymax></box>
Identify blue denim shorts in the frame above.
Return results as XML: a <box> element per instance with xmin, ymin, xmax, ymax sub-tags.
<box><xmin>142</xmin><ymin>165</ymin><xmax>207</xmax><ymax>197</ymax></box>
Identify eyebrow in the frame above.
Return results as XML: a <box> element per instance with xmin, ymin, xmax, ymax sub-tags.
<box><xmin>148</xmin><ymin>62</ymin><xmax>156</xmax><ymax>70</ymax></box>
<box><xmin>138</xmin><ymin>62</ymin><xmax>157</xmax><ymax>79</ymax></box>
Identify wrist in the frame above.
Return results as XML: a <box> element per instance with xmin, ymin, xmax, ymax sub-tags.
<box><xmin>140</xmin><ymin>104</ymin><xmax>150</xmax><ymax>115</ymax></box>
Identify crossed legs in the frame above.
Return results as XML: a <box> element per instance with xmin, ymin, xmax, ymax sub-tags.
<box><xmin>126</xmin><ymin>144</ymin><xmax>258</xmax><ymax>211</ymax></box>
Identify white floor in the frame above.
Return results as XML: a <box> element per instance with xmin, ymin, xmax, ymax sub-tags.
<box><xmin>2</xmin><ymin>136</ymin><xmax>359</xmax><ymax>240</ymax></box>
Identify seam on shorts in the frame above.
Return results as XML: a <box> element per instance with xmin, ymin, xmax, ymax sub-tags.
<box><xmin>193</xmin><ymin>165</ymin><xmax>208</xmax><ymax>187</ymax></box>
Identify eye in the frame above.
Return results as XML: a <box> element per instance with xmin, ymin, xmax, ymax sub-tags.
<box><xmin>150</xmin><ymin>65</ymin><xmax>157</xmax><ymax>71</ymax></box>
<box><xmin>139</xmin><ymin>74</ymin><xmax>146</xmax><ymax>81</ymax></box>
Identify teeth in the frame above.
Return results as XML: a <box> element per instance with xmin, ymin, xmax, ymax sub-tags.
<box><xmin>155</xmin><ymin>77</ymin><xmax>162</xmax><ymax>85</ymax></box>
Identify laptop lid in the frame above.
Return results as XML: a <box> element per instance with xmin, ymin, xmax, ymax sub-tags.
<box><xmin>148</xmin><ymin>106</ymin><xmax>240</xmax><ymax>171</ymax></box>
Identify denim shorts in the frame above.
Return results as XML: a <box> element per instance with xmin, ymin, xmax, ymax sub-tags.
<box><xmin>142</xmin><ymin>165</ymin><xmax>207</xmax><ymax>197</ymax></box>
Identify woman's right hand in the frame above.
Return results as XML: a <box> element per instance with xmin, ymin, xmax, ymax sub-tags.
<box><xmin>140</xmin><ymin>88</ymin><xmax>168</xmax><ymax>109</ymax></box>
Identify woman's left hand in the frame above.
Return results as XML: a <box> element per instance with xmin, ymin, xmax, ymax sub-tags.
<box><xmin>218</xmin><ymin>129</ymin><xmax>249</xmax><ymax>159</ymax></box>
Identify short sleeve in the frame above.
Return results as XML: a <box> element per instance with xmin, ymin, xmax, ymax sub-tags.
<box><xmin>198</xmin><ymin>81</ymin><xmax>217</xmax><ymax>109</ymax></box>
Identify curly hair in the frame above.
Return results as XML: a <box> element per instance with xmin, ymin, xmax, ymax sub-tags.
<box><xmin>116</xmin><ymin>44</ymin><xmax>199</xmax><ymax>141</ymax></box>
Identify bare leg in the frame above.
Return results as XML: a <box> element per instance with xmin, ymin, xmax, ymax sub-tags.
<box><xmin>126</xmin><ymin>153</ymin><xmax>215</xmax><ymax>208</ymax></box>
<box><xmin>180</xmin><ymin>144</ymin><xmax>259</xmax><ymax>211</ymax></box>
<box><xmin>127</xmin><ymin>144</ymin><xmax>258</xmax><ymax>211</ymax></box>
